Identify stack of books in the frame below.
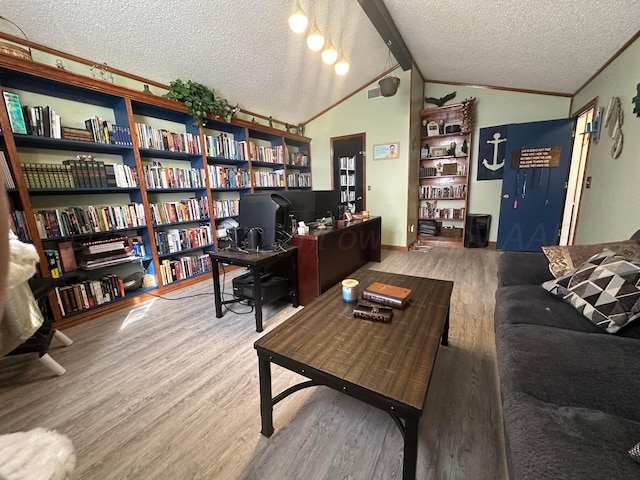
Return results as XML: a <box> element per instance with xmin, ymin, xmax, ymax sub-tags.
<box><xmin>76</xmin><ymin>236</ymin><xmax>138</xmax><ymax>270</ymax></box>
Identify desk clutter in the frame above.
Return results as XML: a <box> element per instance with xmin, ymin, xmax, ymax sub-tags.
<box><xmin>347</xmin><ymin>281</ymin><xmax>412</xmax><ymax>323</ymax></box>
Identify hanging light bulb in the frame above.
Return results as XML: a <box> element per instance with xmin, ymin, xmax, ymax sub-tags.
<box><xmin>334</xmin><ymin>55</ymin><xmax>350</xmax><ymax>75</ymax></box>
<box><xmin>306</xmin><ymin>22</ymin><xmax>325</xmax><ymax>51</ymax></box>
<box><xmin>288</xmin><ymin>1</ymin><xmax>308</xmax><ymax>33</ymax></box>
<box><xmin>322</xmin><ymin>41</ymin><xmax>338</xmax><ymax>65</ymax></box>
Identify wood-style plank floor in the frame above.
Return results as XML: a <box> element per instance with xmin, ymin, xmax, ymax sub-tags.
<box><xmin>0</xmin><ymin>247</ymin><xmax>507</xmax><ymax>480</ymax></box>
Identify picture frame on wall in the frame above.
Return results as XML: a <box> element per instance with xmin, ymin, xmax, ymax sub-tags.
<box><xmin>373</xmin><ymin>142</ymin><xmax>400</xmax><ymax>160</ymax></box>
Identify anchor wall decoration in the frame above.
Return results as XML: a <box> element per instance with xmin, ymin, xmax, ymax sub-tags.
<box><xmin>477</xmin><ymin>125</ymin><xmax>509</xmax><ymax>180</ymax></box>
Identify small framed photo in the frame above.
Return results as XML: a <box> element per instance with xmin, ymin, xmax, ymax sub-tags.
<box><xmin>373</xmin><ymin>142</ymin><xmax>400</xmax><ymax>160</ymax></box>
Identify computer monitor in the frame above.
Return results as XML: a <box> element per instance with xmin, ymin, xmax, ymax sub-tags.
<box><xmin>238</xmin><ymin>193</ymin><xmax>291</xmax><ymax>250</ymax></box>
<box><xmin>278</xmin><ymin>190</ymin><xmax>316</xmax><ymax>224</ymax></box>
<box><xmin>313</xmin><ymin>190</ymin><xmax>340</xmax><ymax>221</ymax></box>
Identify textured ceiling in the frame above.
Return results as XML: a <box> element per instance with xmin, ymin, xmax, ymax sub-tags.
<box><xmin>1</xmin><ymin>1</ymin><xmax>639</xmax><ymax>125</ymax></box>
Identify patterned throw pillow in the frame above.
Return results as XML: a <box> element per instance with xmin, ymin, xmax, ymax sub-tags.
<box><xmin>629</xmin><ymin>441</ymin><xmax>640</xmax><ymax>464</ymax></box>
<box><xmin>542</xmin><ymin>241</ymin><xmax>640</xmax><ymax>278</ymax></box>
<box><xmin>542</xmin><ymin>249</ymin><xmax>640</xmax><ymax>333</ymax></box>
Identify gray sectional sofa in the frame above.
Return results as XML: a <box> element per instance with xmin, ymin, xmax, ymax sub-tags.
<box><xmin>494</xmin><ymin>237</ymin><xmax>640</xmax><ymax>479</ymax></box>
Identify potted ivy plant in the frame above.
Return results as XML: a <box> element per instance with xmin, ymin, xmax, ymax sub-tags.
<box><xmin>163</xmin><ymin>79</ymin><xmax>231</xmax><ymax>126</ymax></box>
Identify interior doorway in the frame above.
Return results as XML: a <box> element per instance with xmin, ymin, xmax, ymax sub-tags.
<box><xmin>331</xmin><ymin>133</ymin><xmax>366</xmax><ymax>213</ymax></box>
<box><xmin>559</xmin><ymin>100</ymin><xmax>596</xmax><ymax>245</ymax></box>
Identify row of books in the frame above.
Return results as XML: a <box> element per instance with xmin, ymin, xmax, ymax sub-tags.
<box><xmin>253</xmin><ymin>171</ymin><xmax>285</xmax><ymax>187</ymax></box>
<box><xmin>287</xmin><ymin>172</ymin><xmax>311</xmax><ymax>188</ymax></box>
<box><xmin>34</xmin><ymin>203</ymin><xmax>147</xmax><ymax>239</ymax></box>
<box><xmin>62</xmin><ymin>123</ymin><xmax>133</xmax><ymax>145</ymax></box>
<box><xmin>54</xmin><ymin>274</ymin><xmax>124</xmax><ymax>317</ymax></box>
<box><xmin>10</xmin><ymin>210</ymin><xmax>32</xmax><ymax>242</ymax></box>
<box><xmin>212</xmin><ymin>199</ymin><xmax>239</xmax><ymax>219</ymax></box>
<box><xmin>148</xmin><ymin>197</ymin><xmax>210</xmax><ymax>225</ymax></box>
<box><xmin>249</xmin><ymin>142</ymin><xmax>284</xmax><ymax>164</ymax></box>
<box><xmin>0</xmin><ymin>152</ymin><xmax>15</xmax><ymax>188</ymax></box>
<box><xmin>204</xmin><ymin>134</ymin><xmax>248</xmax><ymax>160</ymax></box>
<box><xmin>288</xmin><ymin>151</ymin><xmax>309</xmax><ymax>167</ymax></box>
<box><xmin>159</xmin><ymin>255</ymin><xmax>212</xmax><ymax>286</ymax></box>
<box><xmin>21</xmin><ymin>159</ymin><xmax>138</xmax><ymax>190</ymax></box>
<box><xmin>143</xmin><ymin>164</ymin><xmax>207</xmax><ymax>189</ymax></box>
<box><xmin>420</xmin><ymin>207</ymin><xmax>465</xmax><ymax>220</ymax></box>
<box><xmin>340</xmin><ymin>190</ymin><xmax>356</xmax><ymax>202</ymax></box>
<box><xmin>340</xmin><ymin>173</ymin><xmax>356</xmax><ymax>187</ymax></box>
<box><xmin>155</xmin><ymin>225</ymin><xmax>213</xmax><ymax>255</ymax></box>
<box><xmin>135</xmin><ymin>123</ymin><xmax>201</xmax><ymax>154</ymax></box>
<box><xmin>208</xmin><ymin>165</ymin><xmax>250</xmax><ymax>189</ymax></box>
<box><xmin>2</xmin><ymin>92</ymin><xmax>61</xmax><ymax>137</ymax></box>
<box><xmin>339</xmin><ymin>156</ymin><xmax>355</xmax><ymax>170</ymax></box>
<box><xmin>419</xmin><ymin>185</ymin><xmax>466</xmax><ymax>199</ymax></box>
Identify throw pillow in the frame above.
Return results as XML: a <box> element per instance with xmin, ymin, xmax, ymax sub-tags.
<box><xmin>542</xmin><ymin>241</ymin><xmax>640</xmax><ymax>278</ymax></box>
<box><xmin>629</xmin><ymin>441</ymin><xmax>640</xmax><ymax>464</ymax></box>
<box><xmin>541</xmin><ymin>249</ymin><xmax>640</xmax><ymax>333</ymax></box>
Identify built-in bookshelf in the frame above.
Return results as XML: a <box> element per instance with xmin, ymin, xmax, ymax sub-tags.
<box><xmin>339</xmin><ymin>155</ymin><xmax>356</xmax><ymax>211</ymax></box>
<box><xmin>0</xmin><ymin>55</ymin><xmax>311</xmax><ymax>327</ymax></box>
<box><xmin>418</xmin><ymin>102</ymin><xmax>473</xmax><ymax>246</ymax></box>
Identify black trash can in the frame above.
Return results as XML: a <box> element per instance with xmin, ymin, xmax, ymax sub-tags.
<box><xmin>464</xmin><ymin>214</ymin><xmax>491</xmax><ymax>248</ymax></box>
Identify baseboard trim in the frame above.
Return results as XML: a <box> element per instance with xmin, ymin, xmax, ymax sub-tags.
<box><xmin>382</xmin><ymin>244</ymin><xmax>409</xmax><ymax>251</ymax></box>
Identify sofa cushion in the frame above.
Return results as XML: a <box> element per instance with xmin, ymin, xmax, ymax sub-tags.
<box><xmin>498</xmin><ymin>251</ymin><xmax>554</xmax><ymax>287</ymax></box>
<box><xmin>542</xmin><ymin>250</ymin><xmax>640</xmax><ymax>333</ymax></box>
<box><xmin>496</xmin><ymin>324</ymin><xmax>640</xmax><ymax>422</ymax></box>
<box><xmin>495</xmin><ymin>285</ymin><xmax>604</xmax><ymax>333</ymax></box>
<box><xmin>542</xmin><ymin>241</ymin><xmax>640</xmax><ymax>278</ymax></box>
<box><xmin>502</xmin><ymin>391</ymin><xmax>640</xmax><ymax>480</ymax></box>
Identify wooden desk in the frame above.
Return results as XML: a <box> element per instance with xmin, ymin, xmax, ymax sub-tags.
<box><xmin>208</xmin><ymin>247</ymin><xmax>298</xmax><ymax>332</ymax></box>
<box><xmin>254</xmin><ymin>268</ymin><xmax>453</xmax><ymax>480</ymax></box>
<box><xmin>292</xmin><ymin>216</ymin><xmax>381</xmax><ymax>305</ymax></box>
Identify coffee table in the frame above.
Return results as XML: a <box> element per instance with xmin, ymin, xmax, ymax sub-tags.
<box><xmin>254</xmin><ymin>268</ymin><xmax>453</xmax><ymax>480</ymax></box>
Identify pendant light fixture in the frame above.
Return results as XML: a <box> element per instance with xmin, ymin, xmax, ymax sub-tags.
<box><xmin>288</xmin><ymin>0</ymin><xmax>308</xmax><ymax>33</ymax></box>
<box><xmin>334</xmin><ymin>55</ymin><xmax>350</xmax><ymax>75</ymax></box>
<box><xmin>306</xmin><ymin>21</ymin><xmax>325</xmax><ymax>51</ymax></box>
<box><xmin>321</xmin><ymin>40</ymin><xmax>338</xmax><ymax>65</ymax></box>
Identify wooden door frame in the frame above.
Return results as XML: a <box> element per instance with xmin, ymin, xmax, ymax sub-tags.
<box><xmin>330</xmin><ymin>132</ymin><xmax>367</xmax><ymax>210</ymax></box>
<box><xmin>566</xmin><ymin>97</ymin><xmax>597</xmax><ymax>244</ymax></box>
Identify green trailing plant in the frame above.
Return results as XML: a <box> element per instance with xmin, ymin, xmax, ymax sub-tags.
<box><xmin>163</xmin><ymin>79</ymin><xmax>231</xmax><ymax>126</ymax></box>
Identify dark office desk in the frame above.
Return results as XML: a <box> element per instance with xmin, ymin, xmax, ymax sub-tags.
<box><xmin>209</xmin><ymin>246</ymin><xmax>299</xmax><ymax>332</ymax></box>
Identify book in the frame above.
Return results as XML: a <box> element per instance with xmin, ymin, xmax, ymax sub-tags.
<box><xmin>3</xmin><ymin>92</ymin><xmax>27</xmax><ymax>134</ymax></box>
<box><xmin>361</xmin><ymin>282</ymin><xmax>412</xmax><ymax>309</ymax></box>
<box><xmin>44</xmin><ymin>249</ymin><xmax>62</xmax><ymax>278</ymax></box>
<box><xmin>352</xmin><ymin>303</ymin><xmax>393</xmax><ymax>322</ymax></box>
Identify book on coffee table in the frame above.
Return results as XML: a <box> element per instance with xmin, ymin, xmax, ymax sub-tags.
<box><xmin>362</xmin><ymin>282</ymin><xmax>412</xmax><ymax>308</ymax></box>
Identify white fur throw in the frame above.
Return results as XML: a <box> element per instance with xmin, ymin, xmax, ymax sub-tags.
<box><xmin>7</xmin><ymin>230</ymin><xmax>39</xmax><ymax>289</ymax></box>
<box><xmin>0</xmin><ymin>428</ymin><xmax>75</xmax><ymax>480</ymax></box>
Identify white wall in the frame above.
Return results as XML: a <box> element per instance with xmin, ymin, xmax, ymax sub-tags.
<box><xmin>306</xmin><ymin>68</ymin><xmax>412</xmax><ymax>247</ymax></box>
<box><xmin>424</xmin><ymin>83</ymin><xmax>571</xmax><ymax>241</ymax></box>
<box><xmin>571</xmin><ymin>36</ymin><xmax>640</xmax><ymax>243</ymax></box>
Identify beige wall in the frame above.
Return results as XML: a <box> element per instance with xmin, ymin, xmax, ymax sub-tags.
<box><xmin>306</xmin><ymin>68</ymin><xmax>412</xmax><ymax>247</ymax></box>
<box><xmin>424</xmin><ymin>83</ymin><xmax>571</xmax><ymax>241</ymax></box>
<box><xmin>571</xmin><ymin>36</ymin><xmax>640</xmax><ymax>243</ymax></box>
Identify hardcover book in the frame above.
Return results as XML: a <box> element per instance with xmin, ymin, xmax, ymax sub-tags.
<box><xmin>362</xmin><ymin>282</ymin><xmax>412</xmax><ymax>308</ymax></box>
<box><xmin>3</xmin><ymin>92</ymin><xmax>27</xmax><ymax>134</ymax></box>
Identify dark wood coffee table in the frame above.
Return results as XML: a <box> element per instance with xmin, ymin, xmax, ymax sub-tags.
<box><xmin>254</xmin><ymin>268</ymin><xmax>453</xmax><ymax>480</ymax></box>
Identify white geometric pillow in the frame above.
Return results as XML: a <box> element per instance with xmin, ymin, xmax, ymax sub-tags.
<box><xmin>542</xmin><ymin>249</ymin><xmax>640</xmax><ymax>333</ymax></box>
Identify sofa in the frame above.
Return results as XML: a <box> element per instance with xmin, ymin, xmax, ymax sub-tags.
<box><xmin>494</xmin><ymin>232</ymin><xmax>640</xmax><ymax>479</ymax></box>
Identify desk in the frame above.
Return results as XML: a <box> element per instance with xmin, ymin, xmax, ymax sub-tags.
<box><xmin>209</xmin><ymin>247</ymin><xmax>298</xmax><ymax>332</ymax></box>
<box><xmin>292</xmin><ymin>216</ymin><xmax>381</xmax><ymax>305</ymax></box>
<box><xmin>254</xmin><ymin>268</ymin><xmax>453</xmax><ymax>480</ymax></box>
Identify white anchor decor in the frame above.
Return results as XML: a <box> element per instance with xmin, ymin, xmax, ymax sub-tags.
<box><xmin>478</xmin><ymin>125</ymin><xmax>508</xmax><ymax>180</ymax></box>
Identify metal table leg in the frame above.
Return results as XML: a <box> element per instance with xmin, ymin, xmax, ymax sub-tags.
<box><xmin>212</xmin><ymin>260</ymin><xmax>223</xmax><ymax>318</ymax></box>
<box><xmin>258</xmin><ymin>355</ymin><xmax>274</xmax><ymax>437</ymax></box>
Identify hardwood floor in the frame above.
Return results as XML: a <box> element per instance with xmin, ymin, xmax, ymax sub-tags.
<box><xmin>0</xmin><ymin>247</ymin><xmax>507</xmax><ymax>480</ymax></box>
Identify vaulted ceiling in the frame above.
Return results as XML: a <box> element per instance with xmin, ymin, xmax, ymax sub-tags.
<box><xmin>2</xmin><ymin>1</ymin><xmax>639</xmax><ymax>125</ymax></box>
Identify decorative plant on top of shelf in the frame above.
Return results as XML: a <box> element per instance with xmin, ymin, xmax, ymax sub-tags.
<box><xmin>163</xmin><ymin>79</ymin><xmax>231</xmax><ymax>126</ymax></box>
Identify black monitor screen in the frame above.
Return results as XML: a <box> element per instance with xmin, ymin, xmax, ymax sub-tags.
<box><xmin>238</xmin><ymin>193</ymin><xmax>291</xmax><ymax>250</ymax></box>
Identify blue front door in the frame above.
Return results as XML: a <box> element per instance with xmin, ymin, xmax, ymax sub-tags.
<box><xmin>496</xmin><ymin>118</ymin><xmax>575</xmax><ymax>251</ymax></box>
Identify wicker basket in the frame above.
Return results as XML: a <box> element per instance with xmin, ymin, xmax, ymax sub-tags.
<box><xmin>440</xmin><ymin>227</ymin><xmax>463</xmax><ymax>238</ymax></box>
<box><xmin>0</xmin><ymin>42</ymin><xmax>31</xmax><ymax>61</ymax></box>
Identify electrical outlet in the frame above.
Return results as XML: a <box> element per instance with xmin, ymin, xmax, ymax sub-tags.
<box><xmin>409</xmin><ymin>224</ymin><xmax>414</xmax><ymax>233</ymax></box>
<box><xmin>368</xmin><ymin>185</ymin><xmax>371</xmax><ymax>191</ymax></box>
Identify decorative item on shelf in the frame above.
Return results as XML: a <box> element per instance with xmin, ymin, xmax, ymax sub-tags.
<box><xmin>226</xmin><ymin>103</ymin><xmax>240</xmax><ymax>118</ymax></box>
<box><xmin>0</xmin><ymin>15</ymin><xmax>32</xmax><ymax>61</ymax></box>
<box><xmin>142</xmin><ymin>84</ymin><xmax>153</xmax><ymax>95</ymax></box>
<box><xmin>438</xmin><ymin>120</ymin><xmax>445</xmax><ymax>135</ymax></box>
<box><xmin>421</xmin><ymin>143</ymin><xmax>430</xmax><ymax>158</ymax></box>
<box><xmin>430</xmin><ymin>146</ymin><xmax>448</xmax><ymax>157</ymax></box>
<box><xmin>424</xmin><ymin>91</ymin><xmax>456</xmax><ymax>108</ymax></box>
<box><xmin>460</xmin><ymin>97</ymin><xmax>476</xmax><ymax>133</ymax></box>
<box><xmin>461</xmin><ymin>139</ymin><xmax>468</xmax><ymax>154</ymax></box>
<box><xmin>55</xmin><ymin>59</ymin><xmax>65</xmax><ymax>69</ymax></box>
<box><xmin>269</xmin><ymin>116</ymin><xmax>273</xmax><ymax>128</ymax></box>
<box><xmin>90</xmin><ymin>62</ymin><xmax>114</xmax><ymax>83</ymax></box>
<box><xmin>426</xmin><ymin>121</ymin><xmax>440</xmax><ymax>137</ymax></box>
<box><xmin>378</xmin><ymin>47</ymin><xmax>400</xmax><ymax>97</ymax></box>
<box><xmin>444</xmin><ymin>121</ymin><xmax>462</xmax><ymax>134</ymax></box>
<box><xmin>447</xmin><ymin>142</ymin><xmax>457</xmax><ymax>156</ymax></box>
<box><xmin>252</xmin><ymin>117</ymin><xmax>257</xmax><ymax>124</ymax></box>
<box><xmin>163</xmin><ymin>79</ymin><xmax>231</xmax><ymax>126</ymax></box>
<box><xmin>298</xmin><ymin>123</ymin><xmax>305</xmax><ymax>136</ymax></box>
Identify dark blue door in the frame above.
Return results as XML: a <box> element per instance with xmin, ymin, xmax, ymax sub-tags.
<box><xmin>496</xmin><ymin>118</ymin><xmax>574</xmax><ymax>251</ymax></box>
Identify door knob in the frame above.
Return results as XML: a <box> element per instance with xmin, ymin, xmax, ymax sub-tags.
<box><xmin>503</xmin><ymin>194</ymin><xmax>510</xmax><ymax>199</ymax></box>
